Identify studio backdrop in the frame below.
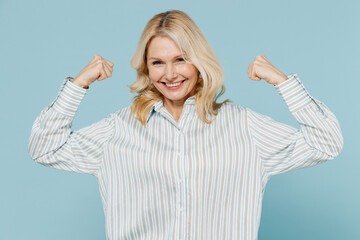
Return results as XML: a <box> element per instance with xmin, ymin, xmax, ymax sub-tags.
<box><xmin>1</xmin><ymin>0</ymin><xmax>359</xmax><ymax>239</ymax></box>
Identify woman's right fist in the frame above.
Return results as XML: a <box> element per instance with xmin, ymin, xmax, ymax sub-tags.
<box><xmin>72</xmin><ymin>54</ymin><xmax>114</xmax><ymax>89</ymax></box>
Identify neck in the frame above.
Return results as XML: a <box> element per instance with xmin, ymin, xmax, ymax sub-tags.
<box><xmin>163</xmin><ymin>98</ymin><xmax>185</xmax><ymax>122</ymax></box>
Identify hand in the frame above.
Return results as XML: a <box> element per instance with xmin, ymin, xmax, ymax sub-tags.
<box><xmin>247</xmin><ymin>55</ymin><xmax>288</xmax><ymax>86</ymax></box>
<box><xmin>72</xmin><ymin>54</ymin><xmax>114</xmax><ymax>89</ymax></box>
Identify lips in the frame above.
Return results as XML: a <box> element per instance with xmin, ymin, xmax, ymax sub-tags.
<box><xmin>161</xmin><ymin>80</ymin><xmax>185</xmax><ymax>88</ymax></box>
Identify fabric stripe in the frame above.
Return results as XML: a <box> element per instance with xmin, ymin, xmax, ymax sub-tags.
<box><xmin>28</xmin><ymin>74</ymin><xmax>343</xmax><ymax>239</ymax></box>
<box><xmin>52</xmin><ymin>78</ymin><xmax>87</xmax><ymax>117</ymax></box>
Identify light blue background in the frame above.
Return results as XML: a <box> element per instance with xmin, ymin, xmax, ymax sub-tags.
<box><xmin>1</xmin><ymin>0</ymin><xmax>359</xmax><ymax>239</ymax></box>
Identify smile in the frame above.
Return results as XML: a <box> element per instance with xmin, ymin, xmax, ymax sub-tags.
<box><xmin>162</xmin><ymin>80</ymin><xmax>185</xmax><ymax>88</ymax></box>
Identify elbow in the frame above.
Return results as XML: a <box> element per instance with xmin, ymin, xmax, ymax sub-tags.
<box><xmin>334</xmin><ymin>135</ymin><xmax>344</xmax><ymax>158</ymax></box>
<box><xmin>28</xmin><ymin>138</ymin><xmax>35</xmax><ymax>160</ymax></box>
<box><xmin>28</xmin><ymin>145</ymin><xmax>51</xmax><ymax>166</ymax></box>
<box><xmin>28</xmin><ymin>135</ymin><xmax>44</xmax><ymax>163</ymax></box>
<box><xmin>333</xmin><ymin>121</ymin><xmax>345</xmax><ymax>158</ymax></box>
<box><xmin>328</xmin><ymin>134</ymin><xmax>344</xmax><ymax>159</ymax></box>
<box><xmin>28</xmin><ymin>141</ymin><xmax>39</xmax><ymax>162</ymax></box>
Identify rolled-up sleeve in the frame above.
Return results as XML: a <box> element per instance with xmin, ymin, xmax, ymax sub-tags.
<box><xmin>28</xmin><ymin>77</ymin><xmax>114</xmax><ymax>175</ymax></box>
<box><xmin>247</xmin><ymin>74</ymin><xmax>343</xmax><ymax>176</ymax></box>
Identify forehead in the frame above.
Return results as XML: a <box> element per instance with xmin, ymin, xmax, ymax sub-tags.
<box><xmin>147</xmin><ymin>36</ymin><xmax>183</xmax><ymax>59</ymax></box>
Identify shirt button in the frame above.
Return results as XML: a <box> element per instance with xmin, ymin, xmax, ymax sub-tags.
<box><xmin>179</xmin><ymin>207</ymin><xmax>184</xmax><ymax>212</ymax></box>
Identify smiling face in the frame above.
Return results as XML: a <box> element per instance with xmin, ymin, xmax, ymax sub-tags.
<box><xmin>146</xmin><ymin>36</ymin><xmax>198</xmax><ymax>108</ymax></box>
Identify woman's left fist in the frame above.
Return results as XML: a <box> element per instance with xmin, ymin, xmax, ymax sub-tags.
<box><xmin>247</xmin><ymin>55</ymin><xmax>288</xmax><ymax>86</ymax></box>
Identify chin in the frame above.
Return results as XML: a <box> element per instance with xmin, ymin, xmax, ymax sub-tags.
<box><xmin>162</xmin><ymin>92</ymin><xmax>189</xmax><ymax>102</ymax></box>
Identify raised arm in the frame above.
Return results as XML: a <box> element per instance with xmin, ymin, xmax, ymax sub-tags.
<box><xmin>246</xmin><ymin>55</ymin><xmax>343</xmax><ymax>176</ymax></box>
<box><xmin>28</xmin><ymin>55</ymin><xmax>115</xmax><ymax>175</ymax></box>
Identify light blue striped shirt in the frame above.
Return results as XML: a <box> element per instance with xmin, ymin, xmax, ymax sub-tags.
<box><xmin>28</xmin><ymin>74</ymin><xmax>343</xmax><ymax>239</ymax></box>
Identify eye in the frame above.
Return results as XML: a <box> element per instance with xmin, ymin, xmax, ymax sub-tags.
<box><xmin>177</xmin><ymin>58</ymin><xmax>185</xmax><ymax>62</ymax></box>
<box><xmin>152</xmin><ymin>61</ymin><xmax>162</xmax><ymax>65</ymax></box>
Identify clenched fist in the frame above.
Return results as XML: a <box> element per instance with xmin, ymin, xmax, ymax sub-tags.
<box><xmin>72</xmin><ymin>54</ymin><xmax>114</xmax><ymax>89</ymax></box>
<box><xmin>247</xmin><ymin>55</ymin><xmax>288</xmax><ymax>86</ymax></box>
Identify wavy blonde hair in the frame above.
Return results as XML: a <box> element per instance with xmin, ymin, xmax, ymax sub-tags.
<box><xmin>129</xmin><ymin>10</ymin><xmax>229</xmax><ymax>125</ymax></box>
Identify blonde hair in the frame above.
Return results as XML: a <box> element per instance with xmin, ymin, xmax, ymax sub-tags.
<box><xmin>129</xmin><ymin>10</ymin><xmax>229</xmax><ymax>125</ymax></box>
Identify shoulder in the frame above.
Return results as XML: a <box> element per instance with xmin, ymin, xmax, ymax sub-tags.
<box><xmin>112</xmin><ymin>106</ymin><xmax>132</xmax><ymax>117</ymax></box>
<box><xmin>218</xmin><ymin>102</ymin><xmax>248</xmax><ymax>117</ymax></box>
<box><xmin>110</xmin><ymin>106</ymin><xmax>134</xmax><ymax>121</ymax></box>
<box><xmin>111</xmin><ymin>106</ymin><xmax>143</xmax><ymax>128</ymax></box>
<box><xmin>211</xmin><ymin>102</ymin><xmax>250</xmax><ymax>126</ymax></box>
<box><xmin>217</xmin><ymin>102</ymin><xmax>271</xmax><ymax>125</ymax></box>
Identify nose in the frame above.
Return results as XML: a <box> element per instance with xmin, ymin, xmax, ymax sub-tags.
<box><xmin>165</xmin><ymin>64</ymin><xmax>178</xmax><ymax>81</ymax></box>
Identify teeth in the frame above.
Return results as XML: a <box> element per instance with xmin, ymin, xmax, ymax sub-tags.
<box><xmin>165</xmin><ymin>81</ymin><xmax>182</xmax><ymax>87</ymax></box>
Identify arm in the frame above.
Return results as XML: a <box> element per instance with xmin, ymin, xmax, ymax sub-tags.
<box><xmin>28</xmin><ymin>55</ymin><xmax>115</xmax><ymax>175</ymax></box>
<box><xmin>246</xmin><ymin>55</ymin><xmax>343</xmax><ymax>176</ymax></box>
<box><xmin>247</xmin><ymin>73</ymin><xmax>343</xmax><ymax>176</ymax></box>
<box><xmin>28</xmin><ymin>78</ymin><xmax>114</xmax><ymax>175</ymax></box>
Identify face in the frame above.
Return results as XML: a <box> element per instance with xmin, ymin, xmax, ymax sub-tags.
<box><xmin>146</xmin><ymin>36</ymin><xmax>198</xmax><ymax>107</ymax></box>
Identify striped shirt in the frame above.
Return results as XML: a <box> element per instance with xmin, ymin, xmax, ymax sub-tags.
<box><xmin>28</xmin><ymin>74</ymin><xmax>343</xmax><ymax>240</ymax></box>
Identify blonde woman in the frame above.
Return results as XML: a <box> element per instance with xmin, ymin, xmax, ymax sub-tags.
<box><xmin>29</xmin><ymin>10</ymin><xmax>343</xmax><ymax>240</ymax></box>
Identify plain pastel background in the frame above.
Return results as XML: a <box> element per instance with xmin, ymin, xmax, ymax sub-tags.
<box><xmin>1</xmin><ymin>0</ymin><xmax>359</xmax><ymax>239</ymax></box>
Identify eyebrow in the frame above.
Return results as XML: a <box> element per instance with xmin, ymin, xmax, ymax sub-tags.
<box><xmin>148</xmin><ymin>54</ymin><xmax>185</xmax><ymax>61</ymax></box>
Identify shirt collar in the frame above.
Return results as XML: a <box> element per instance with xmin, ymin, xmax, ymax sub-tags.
<box><xmin>146</xmin><ymin>94</ymin><xmax>196</xmax><ymax>123</ymax></box>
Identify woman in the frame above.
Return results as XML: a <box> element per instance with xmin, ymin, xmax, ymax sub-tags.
<box><xmin>28</xmin><ymin>10</ymin><xmax>343</xmax><ymax>240</ymax></box>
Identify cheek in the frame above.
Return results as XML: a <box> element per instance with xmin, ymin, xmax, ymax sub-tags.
<box><xmin>148</xmin><ymin>68</ymin><xmax>164</xmax><ymax>82</ymax></box>
<box><xmin>183</xmin><ymin>66</ymin><xmax>198</xmax><ymax>80</ymax></box>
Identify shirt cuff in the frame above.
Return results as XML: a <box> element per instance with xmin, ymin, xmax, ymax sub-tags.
<box><xmin>52</xmin><ymin>77</ymin><xmax>87</xmax><ymax>117</ymax></box>
<box><xmin>275</xmin><ymin>73</ymin><xmax>313</xmax><ymax>113</ymax></box>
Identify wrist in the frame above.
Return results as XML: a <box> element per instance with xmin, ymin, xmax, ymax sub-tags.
<box><xmin>273</xmin><ymin>73</ymin><xmax>288</xmax><ymax>86</ymax></box>
<box><xmin>72</xmin><ymin>77</ymin><xmax>89</xmax><ymax>89</ymax></box>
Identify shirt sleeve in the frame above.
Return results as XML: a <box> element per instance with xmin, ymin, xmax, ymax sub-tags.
<box><xmin>247</xmin><ymin>73</ymin><xmax>343</xmax><ymax>176</ymax></box>
<box><xmin>28</xmin><ymin>77</ymin><xmax>114</xmax><ymax>176</ymax></box>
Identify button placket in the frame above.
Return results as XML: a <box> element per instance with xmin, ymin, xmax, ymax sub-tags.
<box><xmin>176</xmin><ymin>107</ymin><xmax>193</xmax><ymax>240</ymax></box>
<box><xmin>177</xmin><ymin>129</ymin><xmax>185</xmax><ymax>209</ymax></box>
<box><xmin>177</xmin><ymin>127</ymin><xmax>188</xmax><ymax>239</ymax></box>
